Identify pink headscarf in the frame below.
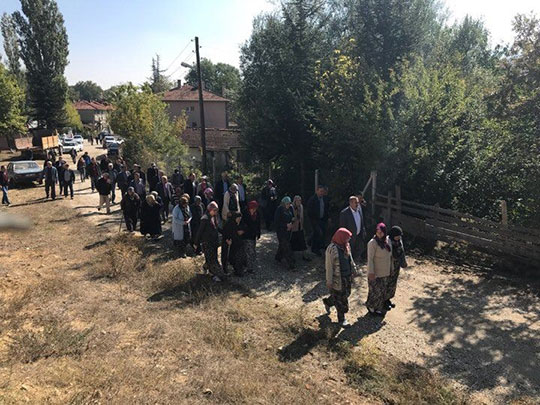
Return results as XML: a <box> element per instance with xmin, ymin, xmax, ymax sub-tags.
<box><xmin>332</xmin><ymin>228</ymin><xmax>352</xmax><ymax>254</ymax></box>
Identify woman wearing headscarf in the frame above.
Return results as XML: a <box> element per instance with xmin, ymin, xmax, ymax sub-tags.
<box><xmin>194</xmin><ymin>201</ymin><xmax>225</xmax><ymax>282</ymax></box>
<box><xmin>241</xmin><ymin>200</ymin><xmax>261</xmax><ymax>273</ymax></box>
<box><xmin>140</xmin><ymin>194</ymin><xmax>163</xmax><ymax>239</ymax></box>
<box><xmin>221</xmin><ymin>212</ymin><xmax>246</xmax><ymax>276</ymax></box>
<box><xmin>323</xmin><ymin>228</ymin><xmax>356</xmax><ymax>327</ymax></box>
<box><xmin>172</xmin><ymin>197</ymin><xmax>187</xmax><ymax>257</ymax></box>
<box><xmin>202</xmin><ymin>187</ymin><xmax>215</xmax><ymax>207</ymax></box>
<box><xmin>222</xmin><ymin>183</ymin><xmax>241</xmax><ymax>221</ymax></box>
<box><xmin>290</xmin><ymin>195</ymin><xmax>310</xmax><ymax>261</ymax></box>
<box><xmin>274</xmin><ymin>196</ymin><xmax>296</xmax><ymax>270</ymax></box>
<box><xmin>366</xmin><ymin>223</ymin><xmax>392</xmax><ymax>315</ymax></box>
<box><xmin>385</xmin><ymin>226</ymin><xmax>407</xmax><ymax>309</ymax></box>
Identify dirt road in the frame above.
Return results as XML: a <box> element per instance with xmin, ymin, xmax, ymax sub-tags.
<box><xmin>0</xmin><ymin>141</ymin><xmax>538</xmax><ymax>404</ymax></box>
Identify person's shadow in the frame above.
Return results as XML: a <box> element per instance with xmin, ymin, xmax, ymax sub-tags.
<box><xmin>278</xmin><ymin>312</ymin><xmax>386</xmax><ymax>362</ymax></box>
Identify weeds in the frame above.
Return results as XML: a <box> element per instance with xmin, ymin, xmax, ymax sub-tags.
<box><xmin>90</xmin><ymin>234</ymin><xmax>145</xmax><ymax>279</ymax></box>
<box><xmin>7</xmin><ymin>321</ymin><xmax>92</xmax><ymax>364</ymax></box>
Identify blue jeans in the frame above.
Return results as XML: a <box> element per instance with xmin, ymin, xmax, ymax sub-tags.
<box><xmin>2</xmin><ymin>185</ymin><xmax>9</xmax><ymax>205</ymax></box>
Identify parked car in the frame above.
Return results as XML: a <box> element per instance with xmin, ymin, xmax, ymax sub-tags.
<box><xmin>103</xmin><ymin>136</ymin><xmax>116</xmax><ymax>149</ymax></box>
<box><xmin>73</xmin><ymin>134</ymin><xmax>84</xmax><ymax>145</ymax></box>
<box><xmin>7</xmin><ymin>161</ymin><xmax>43</xmax><ymax>186</ymax></box>
<box><xmin>61</xmin><ymin>139</ymin><xmax>83</xmax><ymax>153</ymax></box>
<box><xmin>107</xmin><ymin>141</ymin><xmax>121</xmax><ymax>157</ymax></box>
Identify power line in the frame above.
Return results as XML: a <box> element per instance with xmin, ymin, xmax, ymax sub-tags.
<box><xmin>164</xmin><ymin>39</ymin><xmax>193</xmax><ymax>72</ymax></box>
<box><xmin>165</xmin><ymin>52</ymin><xmax>195</xmax><ymax>79</ymax></box>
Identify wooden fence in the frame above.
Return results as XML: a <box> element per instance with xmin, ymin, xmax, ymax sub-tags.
<box><xmin>374</xmin><ymin>186</ymin><xmax>540</xmax><ymax>267</ymax></box>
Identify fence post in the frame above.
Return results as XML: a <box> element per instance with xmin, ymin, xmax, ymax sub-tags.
<box><xmin>501</xmin><ymin>200</ymin><xmax>508</xmax><ymax>226</ymax></box>
<box><xmin>386</xmin><ymin>190</ymin><xmax>392</xmax><ymax>225</ymax></box>
<box><xmin>395</xmin><ymin>185</ymin><xmax>401</xmax><ymax>220</ymax></box>
<box><xmin>314</xmin><ymin>169</ymin><xmax>319</xmax><ymax>193</ymax></box>
<box><xmin>371</xmin><ymin>170</ymin><xmax>377</xmax><ymax>216</ymax></box>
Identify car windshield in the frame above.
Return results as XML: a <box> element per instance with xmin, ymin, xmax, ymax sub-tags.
<box><xmin>64</xmin><ymin>140</ymin><xmax>75</xmax><ymax>145</ymax></box>
<box><xmin>13</xmin><ymin>162</ymin><xmax>39</xmax><ymax>171</ymax></box>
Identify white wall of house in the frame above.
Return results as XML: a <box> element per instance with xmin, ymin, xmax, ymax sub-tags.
<box><xmin>165</xmin><ymin>101</ymin><xmax>227</xmax><ymax>128</ymax></box>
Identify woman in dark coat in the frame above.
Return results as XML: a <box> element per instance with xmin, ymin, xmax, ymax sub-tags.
<box><xmin>221</xmin><ymin>212</ymin><xmax>245</xmax><ymax>276</ymax></box>
<box><xmin>385</xmin><ymin>226</ymin><xmax>407</xmax><ymax>309</ymax></box>
<box><xmin>274</xmin><ymin>196</ymin><xmax>295</xmax><ymax>270</ymax></box>
<box><xmin>190</xmin><ymin>195</ymin><xmax>205</xmax><ymax>255</ymax></box>
<box><xmin>194</xmin><ymin>201</ymin><xmax>225</xmax><ymax>282</ymax></box>
<box><xmin>140</xmin><ymin>194</ymin><xmax>162</xmax><ymax>239</ymax></box>
<box><xmin>121</xmin><ymin>187</ymin><xmax>141</xmax><ymax>232</ymax></box>
<box><xmin>261</xmin><ymin>179</ymin><xmax>278</xmax><ymax>230</ymax></box>
<box><xmin>290</xmin><ymin>195</ymin><xmax>310</xmax><ymax>261</ymax></box>
<box><xmin>241</xmin><ymin>200</ymin><xmax>261</xmax><ymax>273</ymax></box>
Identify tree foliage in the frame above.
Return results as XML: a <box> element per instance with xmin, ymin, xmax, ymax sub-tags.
<box><xmin>185</xmin><ymin>58</ymin><xmax>241</xmax><ymax>97</ymax></box>
<box><xmin>0</xmin><ymin>63</ymin><xmax>26</xmax><ymax>142</ymax></box>
<box><xmin>69</xmin><ymin>80</ymin><xmax>103</xmax><ymax>101</ymax></box>
<box><xmin>13</xmin><ymin>0</ymin><xmax>69</xmax><ymax>129</ymax></box>
<box><xmin>148</xmin><ymin>54</ymin><xmax>171</xmax><ymax>94</ymax></box>
<box><xmin>110</xmin><ymin>92</ymin><xmax>187</xmax><ymax>172</ymax></box>
<box><xmin>238</xmin><ymin>0</ymin><xmax>540</xmax><ymax>227</ymax></box>
<box><xmin>64</xmin><ymin>101</ymin><xmax>83</xmax><ymax>132</ymax></box>
<box><xmin>1</xmin><ymin>13</ymin><xmax>24</xmax><ymax>85</ymax></box>
<box><xmin>103</xmin><ymin>82</ymin><xmax>140</xmax><ymax>105</ymax></box>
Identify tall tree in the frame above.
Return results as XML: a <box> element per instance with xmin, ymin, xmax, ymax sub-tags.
<box><xmin>148</xmin><ymin>54</ymin><xmax>171</xmax><ymax>94</ymax></box>
<box><xmin>239</xmin><ymin>0</ymin><xmax>328</xmax><ymax>195</ymax></box>
<box><xmin>13</xmin><ymin>0</ymin><xmax>69</xmax><ymax>129</ymax></box>
<box><xmin>1</xmin><ymin>13</ymin><xmax>23</xmax><ymax>84</ymax></box>
<box><xmin>0</xmin><ymin>63</ymin><xmax>26</xmax><ymax>143</ymax></box>
<box><xmin>70</xmin><ymin>80</ymin><xmax>103</xmax><ymax>101</ymax></box>
<box><xmin>184</xmin><ymin>58</ymin><xmax>241</xmax><ymax>97</ymax></box>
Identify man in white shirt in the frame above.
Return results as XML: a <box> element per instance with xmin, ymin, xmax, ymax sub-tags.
<box><xmin>339</xmin><ymin>196</ymin><xmax>366</xmax><ymax>261</ymax></box>
<box><xmin>236</xmin><ymin>176</ymin><xmax>247</xmax><ymax>210</ymax></box>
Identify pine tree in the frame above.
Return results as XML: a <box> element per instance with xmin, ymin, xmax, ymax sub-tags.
<box><xmin>1</xmin><ymin>13</ymin><xmax>24</xmax><ymax>85</ymax></box>
<box><xmin>13</xmin><ymin>0</ymin><xmax>69</xmax><ymax>129</ymax></box>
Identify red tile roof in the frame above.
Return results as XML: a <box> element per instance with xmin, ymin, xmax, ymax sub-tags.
<box><xmin>73</xmin><ymin>100</ymin><xmax>114</xmax><ymax>111</ymax></box>
<box><xmin>162</xmin><ymin>84</ymin><xmax>229</xmax><ymax>102</ymax></box>
<box><xmin>181</xmin><ymin>128</ymin><xmax>242</xmax><ymax>151</ymax></box>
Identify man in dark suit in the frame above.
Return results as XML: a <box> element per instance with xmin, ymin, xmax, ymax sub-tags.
<box><xmin>306</xmin><ymin>185</ymin><xmax>330</xmax><ymax>256</ymax></box>
<box><xmin>183</xmin><ymin>172</ymin><xmax>198</xmax><ymax>203</ymax></box>
<box><xmin>339</xmin><ymin>195</ymin><xmax>366</xmax><ymax>261</ymax></box>
<box><xmin>214</xmin><ymin>171</ymin><xmax>230</xmax><ymax>211</ymax></box>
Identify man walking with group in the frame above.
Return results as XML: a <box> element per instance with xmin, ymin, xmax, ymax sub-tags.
<box><xmin>339</xmin><ymin>195</ymin><xmax>366</xmax><ymax>262</ymax></box>
<box><xmin>307</xmin><ymin>185</ymin><xmax>330</xmax><ymax>256</ymax></box>
<box><xmin>43</xmin><ymin>161</ymin><xmax>58</xmax><ymax>200</ymax></box>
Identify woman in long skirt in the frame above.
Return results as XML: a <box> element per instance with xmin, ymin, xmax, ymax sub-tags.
<box><xmin>194</xmin><ymin>201</ymin><xmax>225</xmax><ymax>282</ymax></box>
<box><xmin>290</xmin><ymin>195</ymin><xmax>310</xmax><ymax>261</ymax></box>
<box><xmin>366</xmin><ymin>223</ymin><xmax>392</xmax><ymax>315</ymax></box>
<box><xmin>140</xmin><ymin>194</ymin><xmax>162</xmax><ymax>239</ymax></box>
<box><xmin>274</xmin><ymin>196</ymin><xmax>295</xmax><ymax>270</ymax></box>
<box><xmin>323</xmin><ymin>228</ymin><xmax>356</xmax><ymax>327</ymax></box>
<box><xmin>385</xmin><ymin>226</ymin><xmax>407</xmax><ymax>309</ymax></box>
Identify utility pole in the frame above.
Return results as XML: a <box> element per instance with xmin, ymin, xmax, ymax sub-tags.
<box><xmin>195</xmin><ymin>36</ymin><xmax>207</xmax><ymax>174</ymax></box>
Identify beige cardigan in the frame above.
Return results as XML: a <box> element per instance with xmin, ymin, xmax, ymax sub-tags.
<box><xmin>325</xmin><ymin>243</ymin><xmax>357</xmax><ymax>291</ymax></box>
<box><xmin>367</xmin><ymin>238</ymin><xmax>392</xmax><ymax>278</ymax></box>
<box><xmin>222</xmin><ymin>191</ymin><xmax>241</xmax><ymax>221</ymax></box>
<box><xmin>290</xmin><ymin>204</ymin><xmax>304</xmax><ymax>232</ymax></box>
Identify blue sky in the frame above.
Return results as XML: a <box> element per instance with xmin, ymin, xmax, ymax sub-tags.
<box><xmin>1</xmin><ymin>0</ymin><xmax>539</xmax><ymax>89</ymax></box>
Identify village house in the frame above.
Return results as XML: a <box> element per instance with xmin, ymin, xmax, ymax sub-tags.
<box><xmin>162</xmin><ymin>81</ymin><xmax>244</xmax><ymax>174</ymax></box>
<box><xmin>73</xmin><ymin>100</ymin><xmax>114</xmax><ymax>131</ymax></box>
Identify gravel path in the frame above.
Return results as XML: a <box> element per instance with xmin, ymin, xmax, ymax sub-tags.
<box><xmin>236</xmin><ymin>232</ymin><xmax>540</xmax><ymax>404</ymax></box>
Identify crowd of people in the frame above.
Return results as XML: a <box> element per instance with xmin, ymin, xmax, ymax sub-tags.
<box><xmin>36</xmin><ymin>150</ymin><xmax>408</xmax><ymax>327</ymax></box>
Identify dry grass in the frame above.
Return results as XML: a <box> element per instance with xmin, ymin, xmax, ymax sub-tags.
<box><xmin>89</xmin><ymin>234</ymin><xmax>146</xmax><ymax>279</ymax></box>
<box><xmin>343</xmin><ymin>339</ymin><xmax>470</xmax><ymax>405</ymax></box>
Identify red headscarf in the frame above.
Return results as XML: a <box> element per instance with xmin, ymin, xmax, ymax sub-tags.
<box><xmin>332</xmin><ymin>228</ymin><xmax>352</xmax><ymax>254</ymax></box>
<box><xmin>247</xmin><ymin>200</ymin><xmax>259</xmax><ymax>218</ymax></box>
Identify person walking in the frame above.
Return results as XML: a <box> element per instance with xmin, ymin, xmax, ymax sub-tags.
<box><xmin>261</xmin><ymin>180</ymin><xmax>278</xmax><ymax>230</ymax></box>
<box><xmin>0</xmin><ymin>166</ymin><xmax>10</xmax><ymax>206</ymax></box>
<box><xmin>120</xmin><ymin>187</ymin><xmax>141</xmax><ymax>232</ymax></box>
<box><xmin>62</xmin><ymin>163</ymin><xmax>76</xmax><ymax>199</ymax></box>
<box><xmin>116</xmin><ymin>165</ymin><xmax>131</xmax><ymax>197</ymax></box>
<box><xmin>214</xmin><ymin>171</ymin><xmax>230</xmax><ymax>211</ymax></box>
<box><xmin>221</xmin><ymin>212</ymin><xmax>245</xmax><ymax>276</ymax></box>
<box><xmin>323</xmin><ymin>228</ymin><xmax>357</xmax><ymax>328</ymax></box>
<box><xmin>172</xmin><ymin>197</ymin><xmax>190</xmax><ymax>257</ymax></box>
<box><xmin>385</xmin><ymin>226</ymin><xmax>407</xmax><ymax>310</ymax></box>
<box><xmin>171</xmin><ymin>168</ymin><xmax>184</xmax><ymax>190</ymax></box>
<box><xmin>129</xmin><ymin>172</ymin><xmax>146</xmax><ymax>200</ymax></box>
<box><xmin>307</xmin><ymin>185</ymin><xmax>330</xmax><ymax>256</ymax></box>
<box><xmin>274</xmin><ymin>196</ymin><xmax>296</xmax><ymax>270</ymax></box>
<box><xmin>42</xmin><ymin>161</ymin><xmax>58</xmax><ymax>200</ymax></box>
<box><xmin>69</xmin><ymin>147</ymin><xmax>77</xmax><ymax>164</ymax></box>
<box><xmin>194</xmin><ymin>201</ymin><xmax>225</xmax><ymax>282</ymax></box>
<box><xmin>82</xmin><ymin>152</ymin><xmax>91</xmax><ymax>179</ymax></box>
<box><xmin>140</xmin><ymin>194</ymin><xmax>162</xmax><ymax>239</ymax></box>
<box><xmin>366</xmin><ymin>223</ymin><xmax>393</xmax><ymax>316</ymax></box>
<box><xmin>87</xmin><ymin>158</ymin><xmax>101</xmax><ymax>192</ymax></box>
<box><xmin>96</xmin><ymin>173</ymin><xmax>112</xmax><ymax>214</ymax></box>
<box><xmin>236</xmin><ymin>176</ymin><xmax>247</xmax><ymax>211</ymax></box>
<box><xmin>183</xmin><ymin>172</ymin><xmax>197</xmax><ymax>203</ymax></box>
<box><xmin>147</xmin><ymin>163</ymin><xmax>160</xmax><ymax>192</ymax></box>
<box><xmin>222</xmin><ymin>183</ymin><xmax>241</xmax><ymax>221</ymax></box>
<box><xmin>106</xmin><ymin>163</ymin><xmax>118</xmax><ymax>204</ymax></box>
<box><xmin>190</xmin><ymin>195</ymin><xmax>205</xmax><ymax>255</ymax></box>
<box><xmin>156</xmin><ymin>175</ymin><xmax>174</xmax><ymax>223</ymax></box>
<box><xmin>290</xmin><ymin>195</ymin><xmax>310</xmax><ymax>261</ymax></box>
<box><xmin>339</xmin><ymin>196</ymin><xmax>366</xmax><ymax>262</ymax></box>
<box><xmin>76</xmin><ymin>157</ymin><xmax>86</xmax><ymax>182</ymax></box>
<box><xmin>241</xmin><ymin>200</ymin><xmax>261</xmax><ymax>274</ymax></box>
